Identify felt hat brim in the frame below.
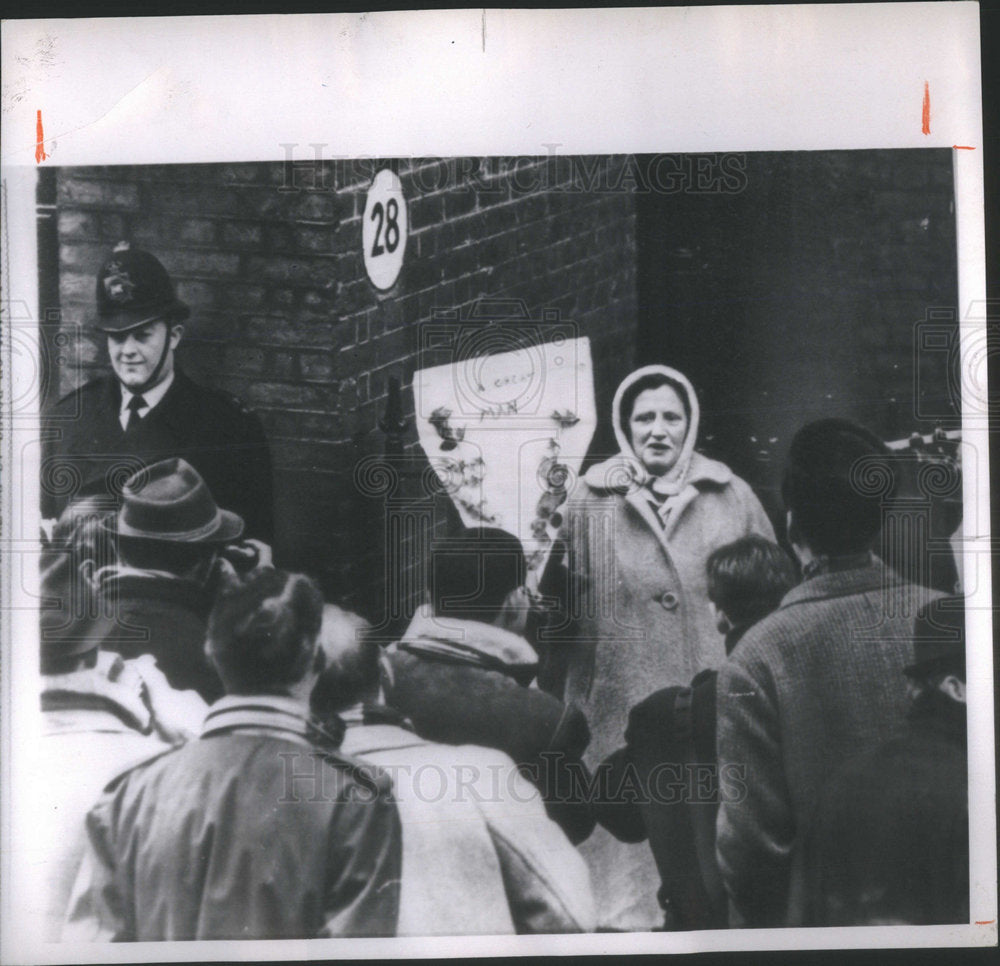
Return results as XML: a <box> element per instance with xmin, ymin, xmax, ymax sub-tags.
<box><xmin>103</xmin><ymin>507</ymin><xmax>244</xmax><ymax>545</ymax></box>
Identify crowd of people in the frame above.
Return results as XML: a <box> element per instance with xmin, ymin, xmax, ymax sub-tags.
<box><xmin>35</xmin><ymin>244</ymin><xmax>970</xmax><ymax>940</ymax></box>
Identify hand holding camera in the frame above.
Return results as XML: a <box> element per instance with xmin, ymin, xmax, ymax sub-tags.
<box><xmin>215</xmin><ymin>538</ymin><xmax>274</xmax><ymax>588</ymax></box>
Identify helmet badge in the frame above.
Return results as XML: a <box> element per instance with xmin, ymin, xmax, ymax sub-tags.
<box><xmin>103</xmin><ymin>263</ymin><xmax>136</xmax><ymax>304</ymax></box>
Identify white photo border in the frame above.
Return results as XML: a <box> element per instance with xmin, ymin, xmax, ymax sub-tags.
<box><xmin>1</xmin><ymin>4</ymin><xmax>994</xmax><ymax>961</ymax></box>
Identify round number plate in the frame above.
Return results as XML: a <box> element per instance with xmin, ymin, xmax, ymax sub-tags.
<box><xmin>362</xmin><ymin>168</ymin><xmax>408</xmax><ymax>291</ymax></box>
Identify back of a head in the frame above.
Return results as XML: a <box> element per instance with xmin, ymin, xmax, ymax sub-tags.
<box><xmin>311</xmin><ymin>604</ymin><xmax>380</xmax><ymax>714</ymax></box>
<box><xmin>706</xmin><ymin>535</ymin><xmax>799</xmax><ymax>627</ymax></box>
<box><xmin>117</xmin><ymin>535</ymin><xmax>214</xmax><ymax>578</ymax></box>
<box><xmin>429</xmin><ymin>527</ymin><xmax>526</xmax><ymax>625</ymax></box>
<box><xmin>782</xmin><ymin>418</ymin><xmax>893</xmax><ymax>556</ymax></box>
<box><xmin>206</xmin><ymin>568</ymin><xmax>323</xmax><ymax>695</ymax></box>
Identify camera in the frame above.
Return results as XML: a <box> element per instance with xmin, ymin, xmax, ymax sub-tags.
<box><xmin>218</xmin><ymin>540</ymin><xmax>262</xmax><ymax>573</ymax></box>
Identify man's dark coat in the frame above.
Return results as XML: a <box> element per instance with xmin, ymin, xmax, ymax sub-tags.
<box><xmin>43</xmin><ymin>370</ymin><xmax>273</xmax><ymax>542</ymax></box>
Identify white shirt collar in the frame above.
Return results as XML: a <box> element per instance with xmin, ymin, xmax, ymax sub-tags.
<box><xmin>118</xmin><ymin>369</ymin><xmax>175</xmax><ymax>426</ymax></box>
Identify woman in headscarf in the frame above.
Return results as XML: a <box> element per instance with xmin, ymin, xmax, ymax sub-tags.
<box><xmin>545</xmin><ymin>364</ymin><xmax>775</xmax><ymax>931</ymax></box>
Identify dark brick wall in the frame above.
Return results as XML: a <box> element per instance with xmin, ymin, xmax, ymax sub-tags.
<box><xmin>52</xmin><ymin>158</ymin><xmax>638</xmax><ymax>620</ymax></box>
<box><xmin>635</xmin><ymin>149</ymin><xmax>958</xmax><ymax>524</ymax></box>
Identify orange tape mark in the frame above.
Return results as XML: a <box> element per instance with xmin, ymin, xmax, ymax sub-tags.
<box><xmin>975</xmin><ymin>919</ymin><xmax>995</xmax><ymax>925</ymax></box>
<box><xmin>953</xmin><ymin>145</ymin><xmax>976</xmax><ymax>150</ymax></box>
<box><xmin>921</xmin><ymin>82</ymin><xmax>930</xmax><ymax>135</ymax></box>
<box><xmin>35</xmin><ymin>109</ymin><xmax>47</xmax><ymax>163</ymax></box>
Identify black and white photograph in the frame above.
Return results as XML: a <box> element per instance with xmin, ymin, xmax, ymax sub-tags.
<box><xmin>0</xmin><ymin>5</ymin><xmax>994</xmax><ymax>961</ymax></box>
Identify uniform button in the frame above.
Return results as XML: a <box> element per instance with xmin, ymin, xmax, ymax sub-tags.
<box><xmin>658</xmin><ymin>591</ymin><xmax>679</xmax><ymax>611</ymax></box>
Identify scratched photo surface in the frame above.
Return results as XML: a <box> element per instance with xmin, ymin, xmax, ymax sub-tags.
<box><xmin>21</xmin><ymin>149</ymin><xmax>969</xmax><ymax>940</ymax></box>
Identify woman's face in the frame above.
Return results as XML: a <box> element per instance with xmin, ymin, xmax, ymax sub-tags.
<box><xmin>628</xmin><ymin>384</ymin><xmax>689</xmax><ymax>476</ymax></box>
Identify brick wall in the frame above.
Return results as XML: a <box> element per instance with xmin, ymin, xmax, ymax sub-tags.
<box><xmin>634</xmin><ymin>148</ymin><xmax>959</xmax><ymax>523</ymax></box>
<box><xmin>52</xmin><ymin>157</ymin><xmax>639</xmax><ymax>621</ymax></box>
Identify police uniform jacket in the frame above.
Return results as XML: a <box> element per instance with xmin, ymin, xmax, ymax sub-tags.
<box><xmin>42</xmin><ymin>369</ymin><xmax>274</xmax><ymax>542</ymax></box>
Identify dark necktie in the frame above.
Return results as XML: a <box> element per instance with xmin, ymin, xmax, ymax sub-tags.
<box><xmin>124</xmin><ymin>394</ymin><xmax>147</xmax><ymax>435</ymax></box>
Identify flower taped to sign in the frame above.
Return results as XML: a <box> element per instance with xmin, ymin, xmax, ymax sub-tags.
<box><xmin>414</xmin><ymin>336</ymin><xmax>596</xmax><ymax>584</ymax></box>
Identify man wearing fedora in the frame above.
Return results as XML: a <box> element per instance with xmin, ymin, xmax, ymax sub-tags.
<box><xmin>37</xmin><ymin>500</ymin><xmax>208</xmax><ymax>939</ymax></box>
<box><xmin>96</xmin><ymin>456</ymin><xmax>265</xmax><ymax>702</ymax></box>
<box><xmin>42</xmin><ymin>242</ymin><xmax>273</xmax><ymax>543</ymax></box>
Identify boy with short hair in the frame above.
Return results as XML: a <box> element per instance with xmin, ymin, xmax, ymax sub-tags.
<box><xmin>64</xmin><ymin>568</ymin><xmax>402</xmax><ymax>941</ymax></box>
<box><xmin>706</xmin><ymin>534</ymin><xmax>800</xmax><ymax>655</ymax></box>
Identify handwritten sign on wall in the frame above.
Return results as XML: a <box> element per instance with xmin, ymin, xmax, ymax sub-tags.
<box><xmin>414</xmin><ymin>336</ymin><xmax>596</xmax><ymax>585</ymax></box>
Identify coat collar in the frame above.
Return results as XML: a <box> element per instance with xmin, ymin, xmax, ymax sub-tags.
<box><xmin>340</xmin><ymin>703</ymin><xmax>427</xmax><ymax>756</ymax></box>
<box><xmin>103</xmin><ymin>365</ymin><xmax>191</xmax><ymax>406</ymax></box>
<box><xmin>778</xmin><ymin>555</ymin><xmax>897</xmax><ymax>608</ymax></box>
<box><xmin>41</xmin><ymin>650</ymin><xmax>153</xmax><ymax>734</ymax></box>
<box><xmin>583</xmin><ymin>450</ymin><xmax>732</xmax><ymax>494</ymax></box>
<box><xmin>340</xmin><ymin>701</ymin><xmax>413</xmax><ymax>729</ymax></box>
<box><xmin>103</xmin><ymin>368</ymin><xmax>197</xmax><ymax>435</ymax></box>
<box><xmin>201</xmin><ymin>693</ymin><xmax>314</xmax><ymax>743</ymax></box>
<box><xmin>140</xmin><ymin>367</ymin><xmax>198</xmax><ymax>434</ymax></box>
<box><xmin>397</xmin><ymin>606</ymin><xmax>538</xmax><ymax>673</ymax></box>
<box><xmin>97</xmin><ymin>566</ymin><xmax>212</xmax><ymax>615</ymax></box>
<box><xmin>119</xmin><ymin>370</ymin><xmax>175</xmax><ymax>421</ymax></box>
<box><xmin>591</xmin><ymin>451</ymin><xmax>733</xmax><ymax>544</ymax></box>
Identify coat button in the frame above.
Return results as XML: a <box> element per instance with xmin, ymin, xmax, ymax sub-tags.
<box><xmin>658</xmin><ymin>591</ymin><xmax>679</xmax><ymax>611</ymax></box>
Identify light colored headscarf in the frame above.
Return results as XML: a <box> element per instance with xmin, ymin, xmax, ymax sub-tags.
<box><xmin>611</xmin><ymin>364</ymin><xmax>700</xmax><ymax>498</ymax></box>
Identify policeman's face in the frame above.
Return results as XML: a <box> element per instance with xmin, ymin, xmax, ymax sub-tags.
<box><xmin>108</xmin><ymin>322</ymin><xmax>182</xmax><ymax>391</ymax></box>
<box><xmin>628</xmin><ymin>385</ymin><xmax>689</xmax><ymax>476</ymax></box>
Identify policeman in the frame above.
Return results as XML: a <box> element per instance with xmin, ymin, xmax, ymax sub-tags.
<box><xmin>43</xmin><ymin>242</ymin><xmax>274</xmax><ymax>543</ymax></box>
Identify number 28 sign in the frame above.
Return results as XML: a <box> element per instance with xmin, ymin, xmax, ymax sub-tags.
<box><xmin>362</xmin><ymin>169</ymin><xmax>408</xmax><ymax>291</ymax></box>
